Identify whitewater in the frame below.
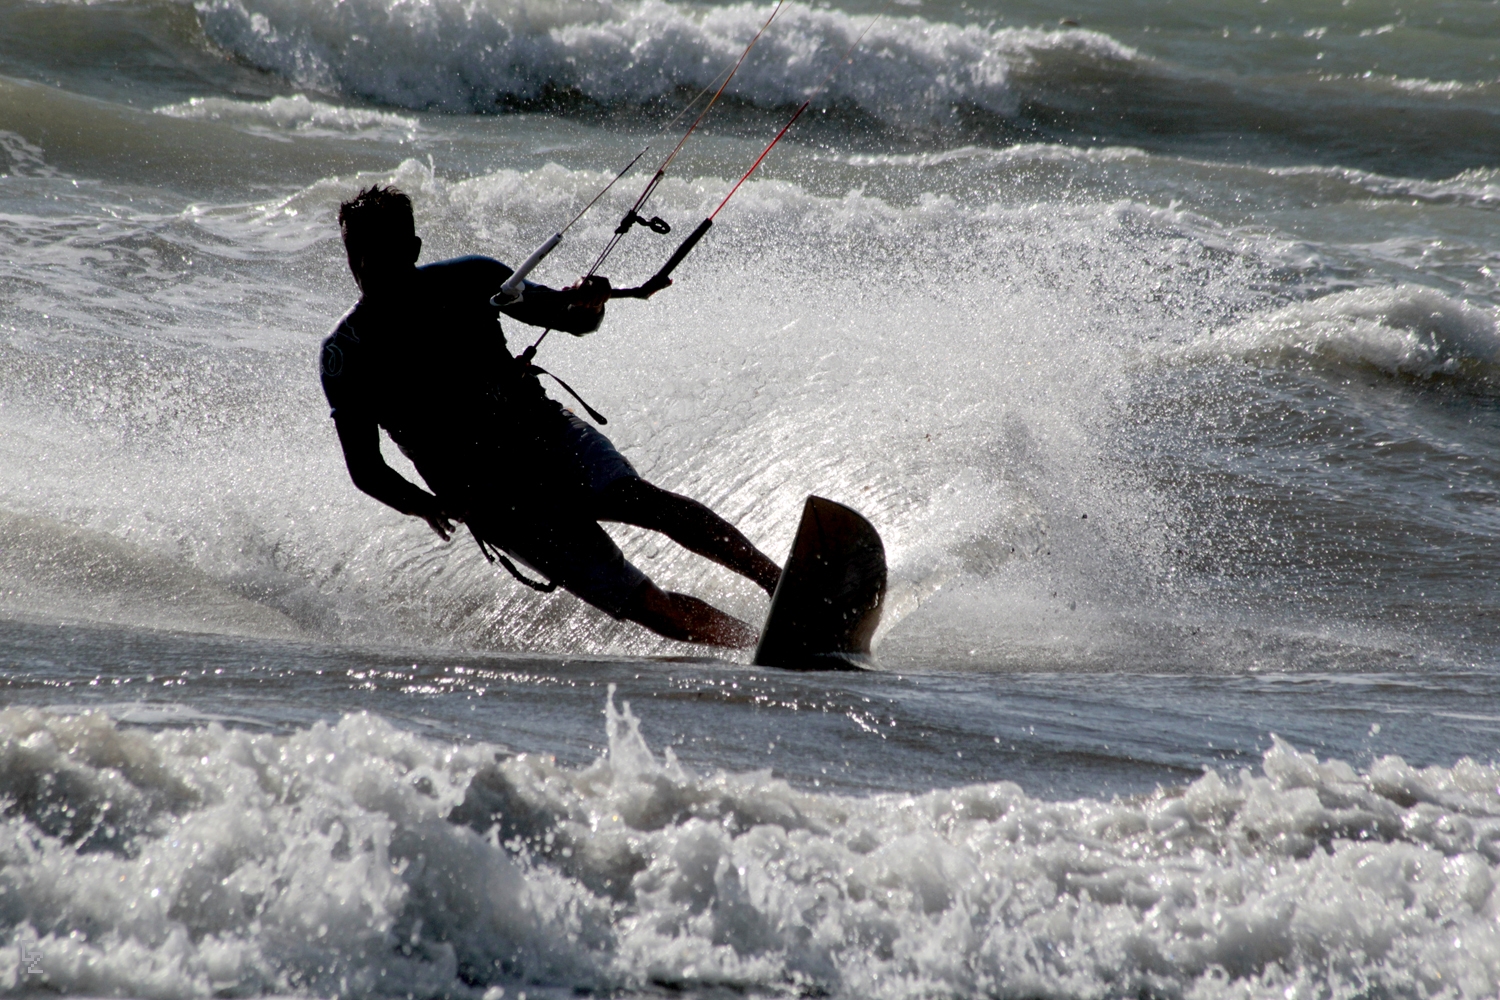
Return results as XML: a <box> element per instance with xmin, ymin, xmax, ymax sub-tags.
<box><xmin>2</xmin><ymin>0</ymin><xmax>1499</xmax><ymax>995</ymax></box>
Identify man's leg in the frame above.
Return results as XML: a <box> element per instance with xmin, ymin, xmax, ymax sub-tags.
<box><xmin>593</xmin><ymin>478</ymin><xmax>782</xmax><ymax>596</ymax></box>
<box><xmin>474</xmin><ymin>509</ymin><xmax>758</xmax><ymax>648</ymax></box>
<box><xmin>619</xmin><ymin>580</ymin><xmax>758</xmax><ymax>648</ymax></box>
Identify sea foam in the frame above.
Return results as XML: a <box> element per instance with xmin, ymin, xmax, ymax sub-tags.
<box><xmin>2</xmin><ymin>691</ymin><xmax>1498</xmax><ymax>998</ymax></box>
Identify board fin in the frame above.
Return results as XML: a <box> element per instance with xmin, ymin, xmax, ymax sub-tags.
<box><xmin>752</xmin><ymin>495</ymin><xmax>886</xmax><ymax>671</ymax></box>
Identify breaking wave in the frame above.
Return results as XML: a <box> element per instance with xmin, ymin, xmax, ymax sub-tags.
<box><xmin>1198</xmin><ymin>285</ymin><xmax>1500</xmax><ymax>381</ymax></box>
<box><xmin>192</xmin><ymin>0</ymin><xmax>1132</xmax><ymax>120</ymax></box>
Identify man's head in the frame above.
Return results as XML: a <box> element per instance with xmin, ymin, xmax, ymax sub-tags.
<box><xmin>338</xmin><ymin>185</ymin><xmax>421</xmax><ymax>294</ymax></box>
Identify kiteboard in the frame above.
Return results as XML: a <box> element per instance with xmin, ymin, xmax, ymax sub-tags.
<box><xmin>752</xmin><ymin>495</ymin><xmax>886</xmax><ymax>671</ymax></box>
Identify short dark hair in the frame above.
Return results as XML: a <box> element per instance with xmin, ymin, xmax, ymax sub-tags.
<box><xmin>338</xmin><ymin>185</ymin><xmax>414</xmax><ymax>249</ymax></box>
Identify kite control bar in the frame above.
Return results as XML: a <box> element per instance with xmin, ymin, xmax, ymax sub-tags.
<box><xmin>609</xmin><ymin>218</ymin><xmax>714</xmax><ymax>298</ymax></box>
<box><xmin>492</xmin><ymin>208</ymin><xmax>705</xmax><ymax>304</ymax></box>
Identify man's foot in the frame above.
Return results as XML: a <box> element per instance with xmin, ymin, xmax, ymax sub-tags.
<box><xmin>759</xmin><ymin>567</ymin><xmax>781</xmax><ymax>598</ymax></box>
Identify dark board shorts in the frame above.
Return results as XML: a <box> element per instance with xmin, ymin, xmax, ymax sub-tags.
<box><xmin>476</xmin><ymin>412</ymin><xmax>647</xmax><ymax>618</ymax></box>
<box><xmin>561</xmin><ymin>408</ymin><xmax>639</xmax><ymax>491</ymax></box>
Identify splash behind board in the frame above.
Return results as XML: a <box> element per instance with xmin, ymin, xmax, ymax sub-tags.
<box><xmin>752</xmin><ymin>496</ymin><xmax>886</xmax><ymax>671</ymax></box>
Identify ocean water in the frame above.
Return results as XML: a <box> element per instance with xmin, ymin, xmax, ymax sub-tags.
<box><xmin>2</xmin><ymin>0</ymin><xmax>1500</xmax><ymax>995</ymax></box>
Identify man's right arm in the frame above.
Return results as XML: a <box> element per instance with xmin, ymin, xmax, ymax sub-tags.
<box><xmin>333</xmin><ymin>413</ymin><xmax>456</xmax><ymax>539</ymax></box>
<box><xmin>498</xmin><ymin>277</ymin><xmax>609</xmax><ymax>335</ymax></box>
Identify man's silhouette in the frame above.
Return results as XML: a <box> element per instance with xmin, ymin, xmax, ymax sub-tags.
<box><xmin>320</xmin><ymin>185</ymin><xmax>780</xmax><ymax>646</ymax></box>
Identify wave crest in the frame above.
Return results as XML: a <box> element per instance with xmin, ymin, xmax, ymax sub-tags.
<box><xmin>1201</xmin><ymin>286</ymin><xmax>1500</xmax><ymax>380</ymax></box>
<box><xmin>155</xmin><ymin>94</ymin><xmax>421</xmax><ymax>142</ymax></box>
<box><xmin>192</xmin><ymin>0</ymin><xmax>1132</xmax><ymax>121</ymax></box>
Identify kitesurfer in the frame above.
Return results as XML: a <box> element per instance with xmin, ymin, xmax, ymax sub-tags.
<box><xmin>320</xmin><ymin>185</ymin><xmax>781</xmax><ymax>647</ymax></box>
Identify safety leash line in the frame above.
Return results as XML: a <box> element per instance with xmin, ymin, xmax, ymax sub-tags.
<box><xmin>584</xmin><ymin>0</ymin><xmax>789</xmax><ymax>281</ymax></box>
<box><xmin>474</xmin><ymin>534</ymin><xmax>557</xmax><ymax>592</ymax></box>
<box><xmin>493</xmin><ymin>7</ymin><xmax>781</xmax><ymax>304</ymax></box>
<box><xmin>511</xmin><ymin>0</ymin><xmax>789</xmax><ymax>364</ymax></box>
<box><xmin>636</xmin><ymin>0</ymin><xmax>897</xmax><ymax>288</ymax></box>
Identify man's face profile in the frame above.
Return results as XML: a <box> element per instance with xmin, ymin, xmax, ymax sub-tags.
<box><xmin>343</xmin><ymin>226</ymin><xmax>420</xmax><ymax>294</ymax></box>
